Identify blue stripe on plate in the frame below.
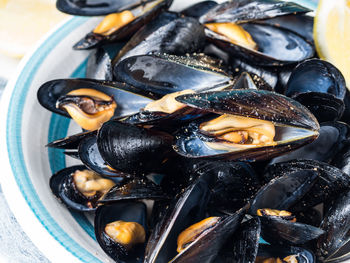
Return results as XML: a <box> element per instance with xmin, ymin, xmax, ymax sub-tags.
<box><xmin>6</xmin><ymin>17</ymin><xmax>102</xmax><ymax>263</ymax></box>
<box><xmin>48</xmin><ymin>57</ymin><xmax>96</xmax><ymax>241</ymax></box>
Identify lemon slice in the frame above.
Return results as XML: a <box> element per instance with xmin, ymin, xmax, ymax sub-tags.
<box><xmin>0</xmin><ymin>0</ymin><xmax>68</xmax><ymax>58</ymax></box>
<box><xmin>314</xmin><ymin>0</ymin><xmax>350</xmax><ymax>87</ymax></box>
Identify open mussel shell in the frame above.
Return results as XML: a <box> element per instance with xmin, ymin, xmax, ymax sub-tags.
<box><xmin>270</xmin><ymin>121</ymin><xmax>350</xmax><ymax>164</ymax></box>
<box><xmin>112</xmin><ymin>15</ymin><xmax>205</xmax><ymax>65</ymax></box>
<box><xmin>259</xmin><ymin>216</ymin><xmax>324</xmax><ymax>246</ymax></box>
<box><xmin>49</xmin><ymin>165</ymin><xmax>118</xmax><ymax>211</ymax></box>
<box><xmin>286</xmin><ymin>59</ymin><xmax>346</xmax><ymax>122</ymax></box>
<box><xmin>95</xmin><ymin>201</ymin><xmax>147</xmax><ymax>262</ymax></box>
<box><xmin>174</xmin><ymin>89</ymin><xmax>319</xmax><ymax>161</ymax></box>
<box><xmin>144</xmin><ymin>173</ymin><xmax>214</xmax><ymax>263</ymax></box>
<box><xmin>37</xmin><ymin>78</ymin><xmax>154</xmax><ymax>119</ymax></box>
<box><xmin>249</xmin><ymin>165</ymin><xmax>318</xmax><ymax>214</ymax></box>
<box><xmin>46</xmin><ymin>130</ymin><xmax>97</xmax><ymax>149</ymax></box>
<box><xmin>264</xmin><ymin>160</ymin><xmax>350</xmax><ymax>212</ymax></box>
<box><xmin>257</xmin><ymin>244</ymin><xmax>315</xmax><ymax>263</ymax></box>
<box><xmin>317</xmin><ymin>190</ymin><xmax>350</xmax><ymax>263</ymax></box>
<box><xmin>56</xmin><ymin>0</ymin><xmax>154</xmax><ymax>16</ymax></box>
<box><xmin>114</xmin><ymin>53</ymin><xmax>233</xmax><ymax>96</ymax></box>
<box><xmin>97</xmin><ymin>120</ymin><xmax>174</xmax><ymax>175</ymax></box>
<box><xmin>199</xmin><ymin>0</ymin><xmax>311</xmax><ymax>24</ymax></box>
<box><xmin>206</xmin><ymin>23</ymin><xmax>314</xmax><ymax>66</ymax></box>
<box><xmin>169</xmin><ymin>205</ymin><xmax>248</xmax><ymax>263</ymax></box>
<box><xmin>99</xmin><ymin>177</ymin><xmax>168</xmax><ymax>204</ymax></box>
<box><xmin>78</xmin><ymin>134</ymin><xmax>125</xmax><ymax>177</ymax></box>
<box><xmin>73</xmin><ymin>0</ymin><xmax>172</xmax><ymax>50</ymax></box>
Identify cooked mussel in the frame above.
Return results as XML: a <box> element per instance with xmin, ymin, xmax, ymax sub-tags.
<box><xmin>49</xmin><ymin>165</ymin><xmax>116</xmax><ymax>211</ymax></box>
<box><xmin>73</xmin><ymin>0</ymin><xmax>172</xmax><ymax>50</ymax></box>
<box><xmin>257</xmin><ymin>244</ymin><xmax>315</xmax><ymax>263</ymax></box>
<box><xmin>97</xmin><ymin>120</ymin><xmax>174</xmax><ymax>174</ymax></box>
<box><xmin>174</xmin><ymin>89</ymin><xmax>319</xmax><ymax>161</ymax></box>
<box><xmin>114</xmin><ymin>53</ymin><xmax>233</xmax><ymax>96</ymax></box>
<box><xmin>285</xmin><ymin>59</ymin><xmax>346</xmax><ymax>122</ymax></box>
<box><xmin>95</xmin><ymin>201</ymin><xmax>147</xmax><ymax>262</ymax></box>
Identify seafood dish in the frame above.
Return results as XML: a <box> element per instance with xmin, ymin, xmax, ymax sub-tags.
<box><xmin>36</xmin><ymin>0</ymin><xmax>350</xmax><ymax>262</ymax></box>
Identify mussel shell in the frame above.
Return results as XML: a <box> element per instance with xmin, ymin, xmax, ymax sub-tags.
<box><xmin>56</xmin><ymin>0</ymin><xmax>150</xmax><ymax>16</ymax></box>
<box><xmin>78</xmin><ymin>134</ymin><xmax>124</xmax><ymax>177</ymax></box>
<box><xmin>206</xmin><ymin>23</ymin><xmax>314</xmax><ymax>66</ymax></box>
<box><xmin>144</xmin><ymin>173</ymin><xmax>214</xmax><ymax>263</ymax></box>
<box><xmin>73</xmin><ymin>0</ymin><xmax>172</xmax><ymax>50</ymax></box>
<box><xmin>174</xmin><ymin>89</ymin><xmax>319</xmax><ymax>161</ymax></box>
<box><xmin>112</xmin><ymin>15</ymin><xmax>205</xmax><ymax>64</ymax></box>
<box><xmin>85</xmin><ymin>44</ymin><xmax>121</xmax><ymax>80</ymax></box>
<box><xmin>37</xmin><ymin>79</ymin><xmax>154</xmax><ymax>118</ymax></box>
<box><xmin>264</xmin><ymin>160</ymin><xmax>350</xmax><ymax>212</ymax></box>
<box><xmin>114</xmin><ymin>53</ymin><xmax>233</xmax><ymax>96</ymax></box>
<box><xmin>46</xmin><ymin>130</ymin><xmax>97</xmax><ymax>149</ymax></box>
<box><xmin>199</xmin><ymin>0</ymin><xmax>311</xmax><ymax>24</ymax></box>
<box><xmin>99</xmin><ymin>177</ymin><xmax>168</xmax><ymax>204</ymax></box>
<box><xmin>249</xmin><ymin>166</ymin><xmax>318</xmax><ymax>214</ymax></box>
<box><xmin>97</xmin><ymin>120</ymin><xmax>174</xmax><ymax>175</ymax></box>
<box><xmin>286</xmin><ymin>59</ymin><xmax>346</xmax><ymax>122</ymax></box>
<box><xmin>180</xmin><ymin>1</ymin><xmax>218</xmax><ymax>18</ymax></box>
<box><xmin>230</xmin><ymin>217</ymin><xmax>261</xmax><ymax>263</ymax></box>
<box><xmin>270</xmin><ymin>121</ymin><xmax>350</xmax><ymax>164</ymax></box>
<box><xmin>259</xmin><ymin>216</ymin><xmax>324</xmax><ymax>246</ymax></box>
<box><xmin>317</xmin><ymin>190</ymin><xmax>350</xmax><ymax>263</ymax></box>
<box><xmin>169</xmin><ymin>205</ymin><xmax>248</xmax><ymax>263</ymax></box>
<box><xmin>50</xmin><ymin>165</ymin><xmax>100</xmax><ymax>211</ymax></box>
<box><xmin>257</xmin><ymin>244</ymin><xmax>315</xmax><ymax>263</ymax></box>
<box><xmin>95</xmin><ymin>201</ymin><xmax>147</xmax><ymax>262</ymax></box>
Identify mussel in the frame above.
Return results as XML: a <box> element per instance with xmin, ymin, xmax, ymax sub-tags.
<box><xmin>173</xmin><ymin>89</ymin><xmax>319</xmax><ymax>161</ymax></box>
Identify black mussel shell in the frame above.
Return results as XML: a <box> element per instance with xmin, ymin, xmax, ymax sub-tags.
<box><xmin>264</xmin><ymin>160</ymin><xmax>350</xmax><ymax>211</ymax></box>
<box><xmin>295</xmin><ymin>208</ymin><xmax>322</xmax><ymax>227</ymax></box>
<box><xmin>78</xmin><ymin>134</ymin><xmax>125</xmax><ymax>177</ymax></box>
<box><xmin>64</xmin><ymin>150</ymin><xmax>80</xmax><ymax>159</ymax></box>
<box><xmin>317</xmin><ymin>190</ymin><xmax>350</xmax><ymax>263</ymax></box>
<box><xmin>231</xmin><ymin>71</ymin><xmax>274</xmax><ymax>91</ymax></box>
<box><xmin>112</xmin><ymin>15</ymin><xmax>205</xmax><ymax>65</ymax></box>
<box><xmin>169</xmin><ymin>205</ymin><xmax>248</xmax><ymax>263</ymax></box>
<box><xmin>199</xmin><ymin>0</ymin><xmax>311</xmax><ymax>24</ymax></box>
<box><xmin>97</xmin><ymin>120</ymin><xmax>174</xmax><ymax>175</ymax></box>
<box><xmin>180</xmin><ymin>1</ymin><xmax>218</xmax><ymax>18</ymax></box>
<box><xmin>73</xmin><ymin>0</ymin><xmax>172</xmax><ymax>50</ymax></box>
<box><xmin>50</xmin><ymin>165</ymin><xmax>114</xmax><ymax>211</ymax></box>
<box><xmin>230</xmin><ymin>59</ymin><xmax>278</xmax><ymax>90</ymax></box>
<box><xmin>114</xmin><ymin>53</ymin><xmax>233</xmax><ymax>96</ymax></box>
<box><xmin>201</xmin><ymin>161</ymin><xmax>261</xmax><ymax>214</ymax></box>
<box><xmin>144</xmin><ymin>173</ymin><xmax>215</xmax><ymax>263</ymax></box>
<box><xmin>99</xmin><ymin>177</ymin><xmax>168</xmax><ymax>204</ymax></box>
<box><xmin>257</xmin><ymin>14</ymin><xmax>314</xmax><ymax>44</ymax></box>
<box><xmin>95</xmin><ymin>201</ymin><xmax>147</xmax><ymax>262</ymax></box>
<box><xmin>286</xmin><ymin>59</ymin><xmax>346</xmax><ymax>122</ymax></box>
<box><xmin>259</xmin><ymin>216</ymin><xmax>324</xmax><ymax>246</ymax></box>
<box><xmin>258</xmin><ymin>244</ymin><xmax>315</xmax><ymax>263</ymax></box>
<box><xmin>249</xmin><ymin>165</ymin><xmax>318</xmax><ymax>214</ymax></box>
<box><xmin>85</xmin><ymin>44</ymin><xmax>122</xmax><ymax>80</ymax></box>
<box><xmin>206</xmin><ymin>23</ymin><xmax>314</xmax><ymax>66</ymax></box>
<box><xmin>46</xmin><ymin>130</ymin><xmax>97</xmax><ymax>149</ymax></box>
<box><xmin>37</xmin><ymin>79</ymin><xmax>154</xmax><ymax>118</ymax></box>
<box><xmin>270</xmin><ymin>121</ymin><xmax>350</xmax><ymax>164</ymax></box>
<box><xmin>229</xmin><ymin>217</ymin><xmax>261</xmax><ymax>263</ymax></box>
<box><xmin>332</xmin><ymin>145</ymin><xmax>350</xmax><ymax>176</ymax></box>
<box><xmin>57</xmin><ymin>0</ymin><xmax>150</xmax><ymax>16</ymax></box>
<box><xmin>264</xmin><ymin>160</ymin><xmax>350</xmax><ymax>212</ymax></box>
<box><xmin>174</xmin><ymin>89</ymin><xmax>319</xmax><ymax>161</ymax></box>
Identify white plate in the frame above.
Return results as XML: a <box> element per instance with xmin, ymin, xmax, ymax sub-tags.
<box><xmin>0</xmin><ymin>1</ymin><xmax>318</xmax><ymax>262</ymax></box>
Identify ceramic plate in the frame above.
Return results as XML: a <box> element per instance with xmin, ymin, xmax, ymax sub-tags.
<box><xmin>0</xmin><ymin>0</ymin><xmax>318</xmax><ymax>262</ymax></box>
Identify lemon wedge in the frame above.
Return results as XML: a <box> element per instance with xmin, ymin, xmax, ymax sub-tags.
<box><xmin>314</xmin><ymin>0</ymin><xmax>350</xmax><ymax>87</ymax></box>
<box><xmin>0</xmin><ymin>0</ymin><xmax>68</xmax><ymax>58</ymax></box>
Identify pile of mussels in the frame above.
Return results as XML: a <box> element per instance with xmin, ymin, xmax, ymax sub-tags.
<box><xmin>37</xmin><ymin>0</ymin><xmax>350</xmax><ymax>262</ymax></box>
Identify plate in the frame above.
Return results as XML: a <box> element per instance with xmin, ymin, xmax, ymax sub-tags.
<box><xmin>0</xmin><ymin>1</ymin><xmax>318</xmax><ymax>262</ymax></box>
